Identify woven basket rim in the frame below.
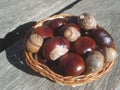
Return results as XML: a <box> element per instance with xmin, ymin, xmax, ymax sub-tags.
<box><xmin>24</xmin><ymin>14</ymin><xmax>116</xmax><ymax>87</ymax></box>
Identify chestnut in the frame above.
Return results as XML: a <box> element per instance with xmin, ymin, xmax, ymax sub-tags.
<box><xmin>67</xmin><ymin>16</ymin><xmax>79</xmax><ymax>24</ymax></box>
<box><xmin>87</xmin><ymin>27</ymin><xmax>113</xmax><ymax>48</ymax></box>
<box><xmin>59</xmin><ymin>52</ymin><xmax>86</xmax><ymax>76</ymax></box>
<box><xmin>49</xmin><ymin>18</ymin><xmax>66</xmax><ymax>30</ymax></box>
<box><xmin>86</xmin><ymin>51</ymin><xmax>104</xmax><ymax>73</ymax></box>
<box><xmin>35</xmin><ymin>26</ymin><xmax>54</xmax><ymax>39</ymax></box>
<box><xmin>77</xmin><ymin>13</ymin><xmax>97</xmax><ymax>30</ymax></box>
<box><xmin>103</xmin><ymin>47</ymin><xmax>118</xmax><ymax>62</ymax></box>
<box><xmin>26</xmin><ymin>33</ymin><xmax>43</xmax><ymax>53</ymax></box>
<box><xmin>46</xmin><ymin>60</ymin><xmax>60</xmax><ymax>74</ymax></box>
<box><xmin>42</xmin><ymin>36</ymin><xmax>70</xmax><ymax>61</ymax></box>
<box><xmin>63</xmin><ymin>23</ymin><xmax>81</xmax><ymax>42</ymax></box>
<box><xmin>38</xmin><ymin>57</ymin><xmax>47</xmax><ymax>65</ymax></box>
<box><xmin>73</xmin><ymin>36</ymin><xmax>96</xmax><ymax>55</ymax></box>
<box><xmin>54</xmin><ymin>23</ymin><xmax>81</xmax><ymax>37</ymax></box>
<box><xmin>37</xmin><ymin>50</ymin><xmax>47</xmax><ymax>65</ymax></box>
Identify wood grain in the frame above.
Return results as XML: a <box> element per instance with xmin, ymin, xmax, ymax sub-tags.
<box><xmin>0</xmin><ymin>0</ymin><xmax>120</xmax><ymax>90</ymax></box>
<box><xmin>0</xmin><ymin>0</ymin><xmax>75</xmax><ymax>38</ymax></box>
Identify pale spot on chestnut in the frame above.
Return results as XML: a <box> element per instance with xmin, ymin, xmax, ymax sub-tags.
<box><xmin>64</xmin><ymin>27</ymin><xmax>81</xmax><ymax>42</ymax></box>
<box><xmin>86</xmin><ymin>51</ymin><xmax>104</xmax><ymax>73</ymax></box>
<box><xmin>104</xmin><ymin>47</ymin><xmax>118</xmax><ymax>62</ymax></box>
<box><xmin>50</xmin><ymin>45</ymin><xmax>69</xmax><ymax>60</ymax></box>
<box><xmin>26</xmin><ymin>33</ymin><xmax>43</xmax><ymax>53</ymax></box>
<box><xmin>79</xmin><ymin>15</ymin><xmax>85</xmax><ymax>19</ymax></box>
<box><xmin>78</xmin><ymin>13</ymin><xmax>97</xmax><ymax>30</ymax></box>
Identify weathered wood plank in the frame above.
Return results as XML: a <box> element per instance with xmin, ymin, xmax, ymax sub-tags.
<box><xmin>0</xmin><ymin>0</ymin><xmax>120</xmax><ymax>90</ymax></box>
<box><xmin>0</xmin><ymin>0</ymin><xmax>75</xmax><ymax>38</ymax></box>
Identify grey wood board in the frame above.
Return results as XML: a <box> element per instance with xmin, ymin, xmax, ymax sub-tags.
<box><xmin>0</xmin><ymin>0</ymin><xmax>120</xmax><ymax>90</ymax></box>
<box><xmin>0</xmin><ymin>0</ymin><xmax>75</xmax><ymax>38</ymax></box>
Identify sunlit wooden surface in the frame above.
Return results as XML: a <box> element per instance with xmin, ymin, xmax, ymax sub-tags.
<box><xmin>0</xmin><ymin>0</ymin><xmax>120</xmax><ymax>90</ymax></box>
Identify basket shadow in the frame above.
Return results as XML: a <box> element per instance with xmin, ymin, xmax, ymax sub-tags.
<box><xmin>0</xmin><ymin>21</ymin><xmax>36</xmax><ymax>53</ymax></box>
<box><xmin>5</xmin><ymin>22</ymin><xmax>44</xmax><ymax>77</ymax></box>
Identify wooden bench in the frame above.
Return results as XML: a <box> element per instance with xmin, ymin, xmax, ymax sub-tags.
<box><xmin>0</xmin><ymin>0</ymin><xmax>120</xmax><ymax>90</ymax></box>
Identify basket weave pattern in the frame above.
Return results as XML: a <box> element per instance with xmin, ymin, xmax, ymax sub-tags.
<box><xmin>24</xmin><ymin>14</ymin><xmax>115</xmax><ymax>86</ymax></box>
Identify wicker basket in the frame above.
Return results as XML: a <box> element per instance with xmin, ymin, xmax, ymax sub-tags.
<box><xmin>24</xmin><ymin>14</ymin><xmax>116</xmax><ymax>87</ymax></box>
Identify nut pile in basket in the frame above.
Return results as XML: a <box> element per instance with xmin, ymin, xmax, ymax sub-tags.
<box><xmin>25</xmin><ymin>13</ymin><xmax>118</xmax><ymax>77</ymax></box>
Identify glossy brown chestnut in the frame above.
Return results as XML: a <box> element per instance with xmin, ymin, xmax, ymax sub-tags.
<box><xmin>87</xmin><ymin>27</ymin><xmax>113</xmax><ymax>48</ymax></box>
<box><xmin>59</xmin><ymin>52</ymin><xmax>86</xmax><ymax>76</ymax></box>
<box><xmin>67</xmin><ymin>16</ymin><xmax>79</xmax><ymax>24</ymax></box>
<box><xmin>49</xmin><ymin>18</ymin><xmax>66</xmax><ymax>30</ymax></box>
<box><xmin>46</xmin><ymin>60</ymin><xmax>61</xmax><ymax>74</ymax></box>
<box><xmin>38</xmin><ymin>58</ymin><xmax>47</xmax><ymax>65</ymax></box>
<box><xmin>37</xmin><ymin>50</ymin><xmax>47</xmax><ymax>65</ymax></box>
<box><xmin>55</xmin><ymin>23</ymin><xmax>81</xmax><ymax>36</ymax></box>
<box><xmin>35</xmin><ymin>26</ymin><xmax>54</xmax><ymax>39</ymax></box>
<box><xmin>73</xmin><ymin>36</ymin><xmax>96</xmax><ymax>55</ymax></box>
<box><xmin>60</xmin><ymin>23</ymin><xmax>80</xmax><ymax>31</ymax></box>
<box><xmin>42</xmin><ymin>36</ymin><xmax>70</xmax><ymax>61</ymax></box>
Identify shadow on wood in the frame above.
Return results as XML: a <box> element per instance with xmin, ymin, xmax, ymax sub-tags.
<box><xmin>4</xmin><ymin>22</ymin><xmax>43</xmax><ymax>77</ymax></box>
<box><xmin>0</xmin><ymin>21</ymin><xmax>36</xmax><ymax>52</ymax></box>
